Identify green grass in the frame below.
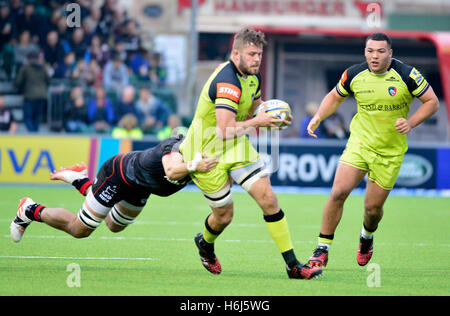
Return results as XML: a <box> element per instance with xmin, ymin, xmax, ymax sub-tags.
<box><xmin>0</xmin><ymin>186</ymin><xmax>448</xmax><ymax>296</ymax></box>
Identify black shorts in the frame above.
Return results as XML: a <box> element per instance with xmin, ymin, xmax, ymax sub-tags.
<box><xmin>90</xmin><ymin>154</ymin><xmax>151</xmax><ymax>209</ymax></box>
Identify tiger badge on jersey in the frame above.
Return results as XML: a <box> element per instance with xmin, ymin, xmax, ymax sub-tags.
<box><xmin>409</xmin><ymin>68</ymin><xmax>424</xmax><ymax>85</ymax></box>
<box><xmin>388</xmin><ymin>86</ymin><xmax>397</xmax><ymax>96</ymax></box>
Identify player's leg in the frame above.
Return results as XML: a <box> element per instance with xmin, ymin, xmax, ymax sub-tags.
<box><xmin>356</xmin><ymin>179</ymin><xmax>391</xmax><ymax>266</ymax></box>
<box><xmin>195</xmin><ymin>180</ymin><xmax>234</xmax><ymax>274</ymax></box>
<box><xmin>105</xmin><ymin>198</ymin><xmax>147</xmax><ymax>233</ymax></box>
<box><xmin>10</xmin><ymin>191</ymin><xmax>109</xmax><ymax>242</ymax></box>
<box><xmin>231</xmin><ymin>161</ymin><xmax>321</xmax><ymax>279</ymax></box>
<box><xmin>356</xmin><ymin>154</ymin><xmax>401</xmax><ymax>266</ymax></box>
<box><xmin>308</xmin><ymin>162</ymin><xmax>366</xmax><ymax>267</ymax></box>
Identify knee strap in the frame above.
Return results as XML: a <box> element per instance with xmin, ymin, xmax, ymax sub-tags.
<box><xmin>110</xmin><ymin>206</ymin><xmax>136</xmax><ymax>227</ymax></box>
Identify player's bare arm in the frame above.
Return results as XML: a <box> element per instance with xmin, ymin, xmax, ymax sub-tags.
<box><xmin>307</xmin><ymin>88</ymin><xmax>346</xmax><ymax>138</ymax></box>
<box><xmin>395</xmin><ymin>86</ymin><xmax>440</xmax><ymax>134</ymax></box>
<box><xmin>162</xmin><ymin>152</ymin><xmax>218</xmax><ymax>180</ymax></box>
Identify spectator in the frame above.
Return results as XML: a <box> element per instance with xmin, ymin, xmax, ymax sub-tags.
<box><xmin>0</xmin><ymin>2</ymin><xmax>14</xmax><ymax>50</ymax></box>
<box><xmin>129</xmin><ymin>47</ymin><xmax>150</xmax><ymax>81</ymax></box>
<box><xmin>115</xmin><ymin>85</ymin><xmax>139</xmax><ymax>122</ymax></box>
<box><xmin>64</xmin><ymin>95</ymin><xmax>89</xmax><ymax>133</ymax></box>
<box><xmin>42</xmin><ymin>30</ymin><xmax>65</xmax><ymax>69</ymax></box>
<box><xmin>157</xmin><ymin>114</ymin><xmax>185</xmax><ymax>140</ymax></box>
<box><xmin>299</xmin><ymin>102</ymin><xmax>325</xmax><ymax>138</ymax></box>
<box><xmin>15</xmin><ymin>2</ymin><xmax>40</xmax><ymax>43</ymax></box>
<box><xmin>136</xmin><ymin>86</ymin><xmax>172</xmax><ymax>133</ymax></box>
<box><xmin>323</xmin><ymin>112</ymin><xmax>349</xmax><ymax>139</ymax></box>
<box><xmin>102</xmin><ymin>50</ymin><xmax>129</xmax><ymax>94</ymax></box>
<box><xmin>96</xmin><ymin>0</ymin><xmax>118</xmax><ymax>42</ymax></box>
<box><xmin>53</xmin><ymin>51</ymin><xmax>76</xmax><ymax>79</ymax></box>
<box><xmin>111</xmin><ymin>113</ymin><xmax>143</xmax><ymax>140</ymax></box>
<box><xmin>13</xmin><ymin>29</ymin><xmax>39</xmax><ymax>70</ymax></box>
<box><xmin>84</xmin><ymin>34</ymin><xmax>110</xmax><ymax>68</ymax></box>
<box><xmin>14</xmin><ymin>51</ymin><xmax>49</xmax><ymax>132</ymax></box>
<box><xmin>71</xmin><ymin>58</ymin><xmax>100</xmax><ymax>87</ymax></box>
<box><xmin>39</xmin><ymin>8</ymin><xmax>62</xmax><ymax>46</ymax></box>
<box><xmin>68</xmin><ymin>28</ymin><xmax>88</xmax><ymax>60</ymax></box>
<box><xmin>81</xmin><ymin>16</ymin><xmax>97</xmax><ymax>45</ymax></box>
<box><xmin>149</xmin><ymin>52</ymin><xmax>166</xmax><ymax>86</ymax></box>
<box><xmin>87</xmin><ymin>86</ymin><xmax>115</xmax><ymax>133</ymax></box>
<box><xmin>115</xmin><ymin>19</ymin><xmax>141</xmax><ymax>62</ymax></box>
<box><xmin>55</xmin><ymin>15</ymin><xmax>70</xmax><ymax>45</ymax></box>
<box><xmin>0</xmin><ymin>94</ymin><xmax>18</xmax><ymax>133</ymax></box>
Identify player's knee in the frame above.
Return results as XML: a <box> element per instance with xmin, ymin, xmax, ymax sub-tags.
<box><xmin>211</xmin><ymin>204</ymin><xmax>234</xmax><ymax>227</ymax></box>
<box><xmin>106</xmin><ymin>205</ymin><xmax>136</xmax><ymax>232</ymax></box>
<box><xmin>71</xmin><ymin>225</ymin><xmax>93</xmax><ymax>239</ymax></box>
<box><xmin>255</xmin><ymin>189</ymin><xmax>278</xmax><ymax>213</ymax></box>
<box><xmin>364</xmin><ymin>203</ymin><xmax>383</xmax><ymax>218</ymax></box>
<box><xmin>329</xmin><ymin>187</ymin><xmax>351</xmax><ymax>203</ymax></box>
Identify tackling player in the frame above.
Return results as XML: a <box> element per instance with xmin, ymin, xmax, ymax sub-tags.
<box><xmin>180</xmin><ymin>28</ymin><xmax>322</xmax><ymax>279</ymax></box>
<box><xmin>10</xmin><ymin>135</ymin><xmax>218</xmax><ymax>241</ymax></box>
<box><xmin>306</xmin><ymin>32</ymin><xmax>439</xmax><ymax>267</ymax></box>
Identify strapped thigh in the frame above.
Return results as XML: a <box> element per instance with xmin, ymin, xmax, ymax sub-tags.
<box><xmin>230</xmin><ymin>159</ymin><xmax>269</xmax><ymax>192</ymax></box>
<box><xmin>203</xmin><ymin>182</ymin><xmax>233</xmax><ymax>208</ymax></box>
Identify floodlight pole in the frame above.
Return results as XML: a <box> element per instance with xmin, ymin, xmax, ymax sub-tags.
<box><xmin>187</xmin><ymin>0</ymin><xmax>198</xmax><ymax>116</ymax></box>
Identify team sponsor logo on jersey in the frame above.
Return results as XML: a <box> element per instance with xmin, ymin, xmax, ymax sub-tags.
<box><xmin>217</xmin><ymin>83</ymin><xmax>241</xmax><ymax>103</ymax></box>
<box><xmin>409</xmin><ymin>68</ymin><xmax>424</xmax><ymax>85</ymax></box>
<box><xmin>388</xmin><ymin>86</ymin><xmax>397</xmax><ymax>96</ymax></box>
<box><xmin>385</xmin><ymin>75</ymin><xmax>399</xmax><ymax>82</ymax></box>
<box><xmin>340</xmin><ymin>69</ymin><xmax>348</xmax><ymax>85</ymax></box>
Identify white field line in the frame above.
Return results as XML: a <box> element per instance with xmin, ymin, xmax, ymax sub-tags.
<box><xmin>2</xmin><ymin>234</ymin><xmax>449</xmax><ymax>248</ymax></box>
<box><xmin>0</xmin><ymin>255</ymin><xmax>156</xmax><ymax>261</ymax></box>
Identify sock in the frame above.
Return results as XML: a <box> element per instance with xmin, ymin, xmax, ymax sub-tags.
<box><xmin>318</xmin><ymin>233</ymin><xmax>334</xmax><ymax>251</ymax></box>
<box><xmin>264</xmin><ymin>209</ymin><xmax>297</xmax><ymax>268</ymax></box>
<box><xmin>72</xmin><ymin>178</ymin><xmax>92</xmax><ymax>196</ymax></box>
<box><xmin>361</xmin><ymin>223</ymin><xmax>376</xmax><ymax>239</ymax></box>
<box><xmin>202</xmin><ymin>214</ymin><xmax>222</xmax><ymax>252</ymax></box>
<box><xmin>24</xmin><ymin>203</ymin><xmax>45</xmax><ymax>222</ymax></box>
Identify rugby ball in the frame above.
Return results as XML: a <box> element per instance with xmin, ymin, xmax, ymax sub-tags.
<box><xmin>253</xmin><ymin>99</ymin><xmax>292</xmax><ymax>129</ymax></box>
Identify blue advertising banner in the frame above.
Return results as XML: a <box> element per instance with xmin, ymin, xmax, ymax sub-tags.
<box><xmin>132</xmin><ymin>138</ymin><xmax>448</xmax><ymax>190</ymax></box>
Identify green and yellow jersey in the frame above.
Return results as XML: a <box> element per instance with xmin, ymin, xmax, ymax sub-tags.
<box><xmin>179</xmin><ymin>60</ymin><xmax>262</xmax><ymax>193</ymax></box>
<box><xmin>180</xmin><ymin>60</ymin><xmax>261</xmax><ymax>164</ymax></box>
<box><xmin>336</xmin><ymin>58</ymin><xmax>429</xmax><ymax>156</ymax></box>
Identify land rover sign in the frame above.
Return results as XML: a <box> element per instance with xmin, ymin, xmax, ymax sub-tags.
<box><xmin>396</xmin><ymin>154</ymin><xmax>434</xmax><ymax>187</ymax></box>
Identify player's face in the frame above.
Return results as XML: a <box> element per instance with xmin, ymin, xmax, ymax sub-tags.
<box><xmin>365</xmin><ymin>39</ymin><xmax>392</xmax><ymax>74</ymax></box>
<box><xmin>236</xmin><ymin>43</ymin><xmax>263</xmax><ymax>76</ymax></box>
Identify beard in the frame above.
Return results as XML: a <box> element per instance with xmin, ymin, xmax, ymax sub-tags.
<box><xmin>238</xmin><ymin>59</ymin><xmax>260</xmax><ymax>76</ymax></box>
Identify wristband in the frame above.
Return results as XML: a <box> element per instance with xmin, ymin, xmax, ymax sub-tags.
<box><xmin>187</xmin><ymin>152</ymin><xmax>202</xmax><ymax>172</ymax></box>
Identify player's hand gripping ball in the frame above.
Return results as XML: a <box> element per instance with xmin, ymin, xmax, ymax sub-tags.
<box><xmin>253</xmin><ymin>99</ymin><xmax>292</xmax><ymax>130</ymax></box>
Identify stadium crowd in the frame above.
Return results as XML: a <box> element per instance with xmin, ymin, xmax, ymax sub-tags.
<box><xmin>0</xmin><ymin>0</ymin><xmax>180</xmax><ymax>139</ymax></box>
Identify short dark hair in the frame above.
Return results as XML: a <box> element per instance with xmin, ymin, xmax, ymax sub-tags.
<box><xmin>366</xmin><ymin>32</ymin><xmax>392</xmax><ymax>48</ymax></box>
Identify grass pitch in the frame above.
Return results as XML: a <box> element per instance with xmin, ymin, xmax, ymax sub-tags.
<box><xmin>0</xmin><ymin>185</ymin><xmax>448</xmax><ymax>296</ymax></box>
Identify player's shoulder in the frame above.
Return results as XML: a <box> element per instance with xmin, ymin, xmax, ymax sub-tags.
<box><xmin>389</xmin><ymin>58</ymin><xmax>414</xmax><ymax>77</ymax></box>
<box><xmin>345</xmin><ymin>62</ymin><xmax>369</xmax><ymax>81</ymax></box>
<box><xmin>338</xmin><ymin>62</ymin><xmax>368</xmax><ymax>94</ymax></box>
<box><xmin>212</xmin><ymin>61</ymin><xmax>241</xmax><ymax>87</ymax></box>
<box><xmin>390</xmin><ymin>58</ymin><xmax>429</xmax><ymax>95</ymax></box>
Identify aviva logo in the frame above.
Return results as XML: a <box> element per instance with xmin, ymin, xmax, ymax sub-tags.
<box><xmin>0</xmin><ymin>136</ymin><xmax>91</xmax><ymax>183</ymax></box>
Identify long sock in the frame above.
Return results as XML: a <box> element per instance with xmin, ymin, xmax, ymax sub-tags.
<box><xmin>202</xmin><ymin>214</ymin><xmax>222</xmax><ymax>252</ymax></box>
<box><xmin>264</xmin><ymin>209</ymin><xmax>298</xmax><ymax>268</ymax></box>
<box><xmin>24</xmin><ymin>203</ymin><xmax>45</xmax><ymax>222</ymax></box>
<box><xmin>317</xmin><ymin>233</ymin><xmax>334</xmax><ymax>251</ymax></box>
<box><xmin>72</xmin><ymin>178</ymin><xmax>92</xmax><ymax>196</ymax></box>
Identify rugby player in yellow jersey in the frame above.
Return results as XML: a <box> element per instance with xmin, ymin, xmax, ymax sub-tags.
<box><xmin>180</xmin><ymin>28</ymin><xmax>322</xmax><ymax>279</ymax></box>
<box><xmin>306</xmin><ymin>32</ymin><xmax>439</xmax><ymax>267</ymax></box>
